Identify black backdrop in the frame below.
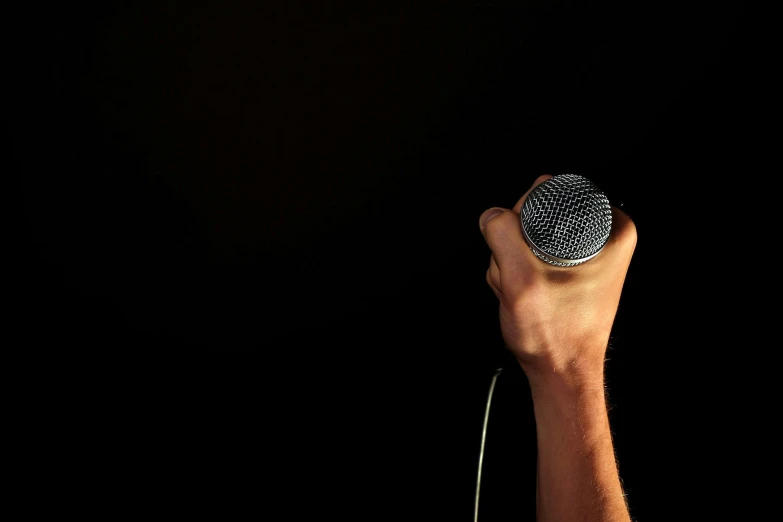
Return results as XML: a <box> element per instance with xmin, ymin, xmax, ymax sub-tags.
<box><xmin>11</xmin><ymin>1</ymin><xmax>769</xmax><ymax>520</ymax></box>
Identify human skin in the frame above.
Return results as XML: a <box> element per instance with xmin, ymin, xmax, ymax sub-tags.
<box><xmin>479</xmin><ymin>174</ymin><xmax>637</xmax><ymax>522</ymax></box>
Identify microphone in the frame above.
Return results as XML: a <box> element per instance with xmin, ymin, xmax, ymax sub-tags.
<box><xmin>520</xmin><ymin>173</ymin><xmax>612</xmax><ymax>266</ymax></box>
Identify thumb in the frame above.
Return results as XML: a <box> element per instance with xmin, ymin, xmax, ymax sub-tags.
<box><xmin>478</xmin><ymin>207</ymin><xmax>506</xmax><ymax>235</ymax></box>
<box><xmin>479</xmin><ymin>174</ymin><xmax>553</xmax><ymax>272</ymax></box>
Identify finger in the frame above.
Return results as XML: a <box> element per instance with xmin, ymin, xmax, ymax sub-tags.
<box><xmin>512</xmin><ymin>174</ymin><xmax>553</xmax><ymax>213</ymax></box>
<box><xmin>486</xmin><ymin>254</ymin><xmax>501</xmax><ymax>292</ymax></box>
<box><xmin>481</xmin><ymin>209</ymin><xmax>532</xmax><ymax>285</ymax></box>
<box><xmin>478</xmin><ymin>174</ymin><xmax>556</xmax><ymax>291</ymax></box>
<box><xmin>479</xmin><ymin>206</ymin><xmax>507</xmax><ymax>236</ymax></box>
<box><xmin>486</xmin><ymin>269</ymin><xmax>502</xmax><ymax>300</ymax></box>
<box><xmin>605</xmin><ymin>205</ymin><xmax>638</xmax><ymax>260</ymax></box>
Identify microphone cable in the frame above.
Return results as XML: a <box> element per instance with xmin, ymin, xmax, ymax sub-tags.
<box><xmin>474</xmin><ymin>366</ymin><xmax>503</xmax><ymax>522</ymax></box>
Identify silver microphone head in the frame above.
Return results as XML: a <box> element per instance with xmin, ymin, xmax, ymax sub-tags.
<box><xmin>520</xmin><ymin>174</ymin><xmax>612</xmax><ymax>267</ymax></box>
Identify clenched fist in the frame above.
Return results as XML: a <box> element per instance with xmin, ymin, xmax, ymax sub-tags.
<box><xmin>479</xmin><ymin>174</ymin><xmax>637</xmax><ymax>385</ymax></box>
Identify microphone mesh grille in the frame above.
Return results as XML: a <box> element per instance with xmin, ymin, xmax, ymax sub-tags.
<box><xmin>520</xmin><ymin>174</ymin><xmax>612</xmax><ymax>266</ymax></box>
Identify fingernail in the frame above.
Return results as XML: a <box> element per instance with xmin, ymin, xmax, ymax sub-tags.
<box><xmin>480</xmin><ymin>207</ymin><xmax>505</xmax><ymax>231</ymax></box>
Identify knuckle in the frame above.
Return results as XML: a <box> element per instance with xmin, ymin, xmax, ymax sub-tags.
<box><xmin>486</xmin><ymin>268</ymin><xmax>498</xmax><ymax>287</ymax></box>
<box><xmin>610</xmin><ymin>207</ymin><xmax>638</xmax><ymax>249</ymax></box>
<box><xmin>618</xmin><ymin>217</ymin><xmax>638</xmax><ymax>247</ymax></box>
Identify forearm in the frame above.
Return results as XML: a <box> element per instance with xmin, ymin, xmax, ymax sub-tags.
<box><xmin>526</xmin><ymin>361</ymin><xmax>631</xmax><ymax>522</ymax></box>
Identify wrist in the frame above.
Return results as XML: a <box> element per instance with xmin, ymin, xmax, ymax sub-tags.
<box><xmin>517</xmin><ymin>353</ymin><xmax>607</xmax><ymax>402</ymax></box>
<box><xmin>521</xmin><ymin>357</ymin><xmax>611</xmax><ymax>449</ymax></box>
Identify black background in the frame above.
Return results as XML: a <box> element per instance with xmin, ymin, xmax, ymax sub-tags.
<box><xmin>10</xmin><ymin>1</ymin><xmax>770</xmax><ymax>520</ymax></box>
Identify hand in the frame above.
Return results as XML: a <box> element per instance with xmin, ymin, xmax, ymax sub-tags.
<box><xmin>479</xmin><ymin>175</ymin><xmax>637</xmax><ymax>384</ymax></box>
